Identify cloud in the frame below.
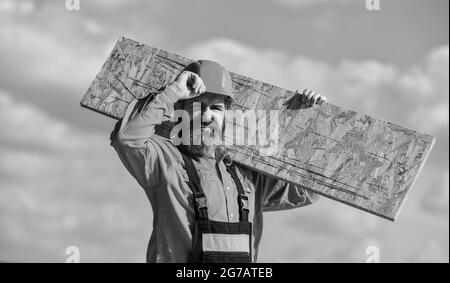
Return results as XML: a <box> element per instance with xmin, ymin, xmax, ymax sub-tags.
<box><xmin>0</xmin><ymin>1</ymin><xmax>166</xmax><ymax>98</ymax></box>
<box><xmin>0</xmin><ymin>90</ymin><xmax>151</xmax><ymax>262</ymax></box>
<box><xmin>0</xmin><ymin>23</ymin><xmax>106</xmax><ymax>90</ymax></box>
<box><xmin>396</xmin><ymin>46</ymin><xmax>449</xmax><ymax>130</ymax></box>
<box><xmin>83</xmin><ymin>19</ymin><xmax>104</xmax><ymax>35</ymax></box>
<box><xmin>268</xmin><ymin>0</ymin><xmax>353</xmax><ymax>7</ymax></box>
<box><xmin>0</xmin><ymin>89</ymin><xmax>76</xmax><ymax>151</ymax></box>
<box><xmin>408</xmin><ymin>103</ymin><xmax>449</xmax><ymax>133</ymax></box>
<box><xmin>0</xmin><ymin>0</ymin><xmax>34</xmax><ymax>14</ymax></box>
<box><xmin>86</xmin><ymin>0</ymin><xmax>141</xmax><ymax>9</ymax></box>
<box><xmin>421</xmin><ymin>170</ymin><xmax>449</xmax><ymax>215</ymax></box>
<box><xmin>257</xmin><ymin>166</ymin><xmax>449</xmax><ymax>262</ymax></box>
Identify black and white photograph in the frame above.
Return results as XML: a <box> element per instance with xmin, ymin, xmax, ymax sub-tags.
<box><xmin>0</xmin><ymin>0</ymin><xmax>448</xmax><ymax>265</ymax></box>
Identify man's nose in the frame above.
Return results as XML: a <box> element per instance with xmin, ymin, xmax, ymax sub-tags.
<box><xmin>202</xmin><ymin>108</ymin><xmax>214</xmax><ymax>124</ymax></box>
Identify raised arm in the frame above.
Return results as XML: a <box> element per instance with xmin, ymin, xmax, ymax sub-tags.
<box><xmin>110</xmin><ymin>86</ymin><xmax>179</xmax><ymax>190</ymax></box>
<box><xmin>110</xmin><ymin>70</ymin><xmax>206</xmax><ymax>190</ymax></box>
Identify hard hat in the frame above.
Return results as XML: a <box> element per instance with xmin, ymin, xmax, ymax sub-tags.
<box><xmin>182</xmin><ymin>60</ymin><xmax>234</xmax><ymax>103</ymax></box>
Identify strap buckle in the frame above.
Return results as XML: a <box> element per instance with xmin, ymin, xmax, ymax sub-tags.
<box><xmin>194</xmin><ymin>194</ymin><xmax>208</xmax><ymax>209</ymax></box>
<box><xmin>240</xmin><ymin>195</ymin><xmax>249</xmax><ymax>211</ymax></box>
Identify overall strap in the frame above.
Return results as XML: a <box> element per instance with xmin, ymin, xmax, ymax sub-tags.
<box><xmin>182</xmin><ymin>153</ymin><xmax>209</xmax><ymax>220</ymax></box>
<box><xmin>226</xmin><ymin>164</ymin><xmax>249</xmax><ymax>222</ymax></box>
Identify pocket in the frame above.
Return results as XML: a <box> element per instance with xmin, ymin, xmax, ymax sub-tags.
<box><xmin>202</xmin><ymin>251</ymin><xmax>251</xmax><ymax>263</ymax></box>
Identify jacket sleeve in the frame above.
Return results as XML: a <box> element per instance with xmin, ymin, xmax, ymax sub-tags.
<box><xmin>261</xmin><ymin>174</ymin><xmax>320</xmax><ymax>212</ymax></box>
<box><xmin>243</xmin><ymin>167</ymin><xmax>320</xmax><ymax>212</ymax></box>
<box><xmin>110</xmin><ymin>86</ymin><xmax>179</xmax><ymax>190</ymax></box>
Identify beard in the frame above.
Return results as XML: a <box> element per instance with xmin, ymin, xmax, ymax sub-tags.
<box><xmin>177</xmin><ymin>122</ymin><xmax>223</xmax><ymax>160</ymax></box>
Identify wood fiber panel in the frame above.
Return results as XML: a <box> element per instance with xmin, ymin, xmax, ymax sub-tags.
<box><xmin>81</xmin><ymin>37</ymin><xmax>435</xmax><ymax>221</ymax></box>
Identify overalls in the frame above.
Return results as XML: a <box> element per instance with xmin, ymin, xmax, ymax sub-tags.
<box><xmin>181</xmin><ymin>153</ymin><xmax>252</xmax><ymax>263</ymax></box>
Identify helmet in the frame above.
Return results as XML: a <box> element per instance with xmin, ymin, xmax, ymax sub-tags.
<box><xmin>182</xmin><ymin>60</ymin><xmax>234</xmax><ymax>103</ymax></box>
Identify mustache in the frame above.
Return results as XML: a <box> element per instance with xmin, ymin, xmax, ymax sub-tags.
<box><xmin>189</xmin><ymin>119</ymin><xmax>214</xmax><ymax>128</ymax></box>
<box><xmin>187</xmin><ymin>119</ymin><xmax>224</xmax><ymax>136</ymax></box>
<box><xmin>201</xmin><ymin>123</ymin><xmax>213</xmax><ymax>129</ymax></box>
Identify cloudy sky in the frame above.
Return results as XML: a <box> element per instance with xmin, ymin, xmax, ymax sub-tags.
<box><xmin>0</xmin><ymin>0</ymin><xmax>448</xmax><ymax>262</ymax></box>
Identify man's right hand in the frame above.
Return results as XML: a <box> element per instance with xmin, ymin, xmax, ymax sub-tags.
<box><xmin>168</xmin><ymin>71</ymin><xmax>206</xmax><ymax>101</ymax></box>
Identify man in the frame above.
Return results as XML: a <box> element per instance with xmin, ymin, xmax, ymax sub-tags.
<box><xmin>110</xmin><ymin>60</ymin><xmax>327</xmax><ymax>263</ymax></box>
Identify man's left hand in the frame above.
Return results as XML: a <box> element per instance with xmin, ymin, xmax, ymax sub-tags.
<box><xmin>284</xmin><ymin>88</ymin><xmax>327</xmax><ymax>109</ymax></box>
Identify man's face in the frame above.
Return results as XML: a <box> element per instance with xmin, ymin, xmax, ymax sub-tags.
<box><xmin>179</xmin><ymin>93</ymin><xmax>226</xmax><ymax>156</ymax></box>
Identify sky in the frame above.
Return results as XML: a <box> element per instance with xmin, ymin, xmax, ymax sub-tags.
<box><xmin>0</xmin><ymin>0</ymin><xmax>448</xmax><ymax>262</ymax></box>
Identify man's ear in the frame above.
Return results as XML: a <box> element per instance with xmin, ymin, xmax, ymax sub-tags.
<box><xmin>225</xmin><ymin>97</ymin><xmax>232</xmax><ymax>109</ymax></box>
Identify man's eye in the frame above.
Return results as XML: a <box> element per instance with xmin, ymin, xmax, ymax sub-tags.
<box><xmin>212</xmin><ymin>105</ymin><xmax>223</xmax><ymax>110</ymax></box>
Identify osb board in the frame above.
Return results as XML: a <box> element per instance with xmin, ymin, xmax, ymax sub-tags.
<box><xmin>81</xmin><ymin>37</ymin><xmax>435</xmax><ymax>221</ymax></box>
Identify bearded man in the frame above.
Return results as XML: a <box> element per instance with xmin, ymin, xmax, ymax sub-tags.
<box><xmin>111</xmin><ymin>60</ymin><xmax>327</xmax><ymax>263</ymax></box>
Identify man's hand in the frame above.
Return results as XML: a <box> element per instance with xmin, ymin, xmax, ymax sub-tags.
<box><xmin>284</xmin><ymin>88</ymin><xmax>327</xmax><ymax>109</ymax></box>
<box><xmin>167</xmin><ymin>71</ymin><xmax>206</xmax><ymax>101</ymax></box>
<box><xmin>299</xmin><ymin>89</ymin><xmax>327</xmax><ymax>107</ymax></box>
